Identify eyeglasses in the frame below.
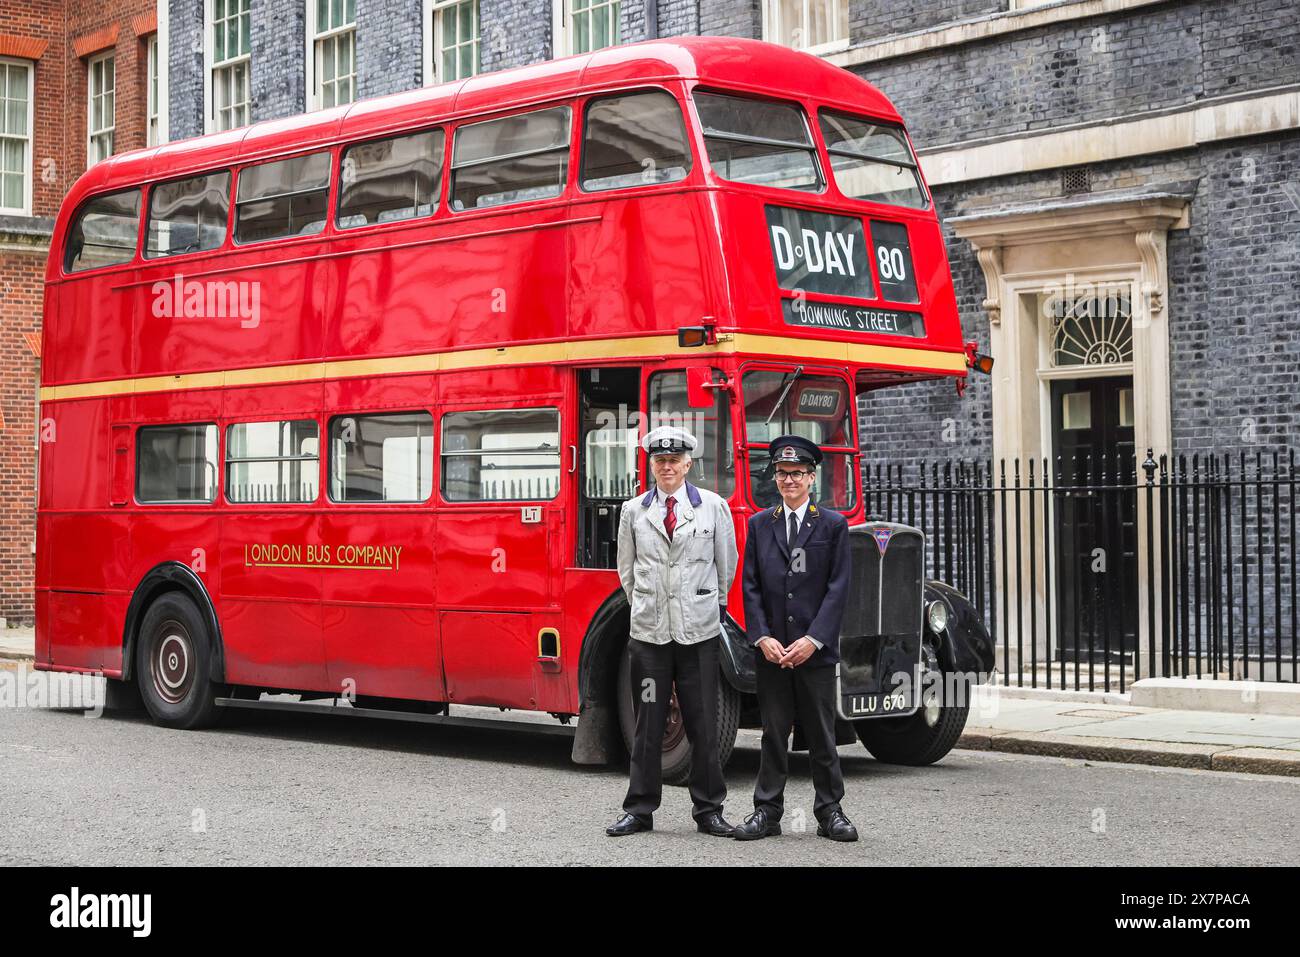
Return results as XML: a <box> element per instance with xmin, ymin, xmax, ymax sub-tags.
<box><xmin>774</xmin><ymin>470</ymin><xmax>813</xmax><ymax>482</ymax></box>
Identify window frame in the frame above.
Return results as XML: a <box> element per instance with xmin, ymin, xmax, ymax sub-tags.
<box><xmin>578</xmin><ymin>87</ymin><xmax>694</xmax><ymax>195</ymax></box>
<box><xmin>0</xmin><ymin>57</ymin><xmax>34</xmax><ymax>216</ymax></box>
<box><xmin>424</xmin><ymin>0</ymin><xmax>480</xmax><ymax>87</ymax></box>
<box><xmin>87</xmin><ymin>51</ymin><xmax>116</xmax><ymax>166</ymax></box>
<box><xmin>690</xmin><ymin>87</ymin><xmax>825</xmax><ymax>195</ymax></box>
<box><xmin>335</xmin><ymin>126</ymin><xmax>445</xmax><ymax>231</ymax></box>
<box><xmin>205</xmin><ymin>0</ymin><xmax>252</xmax><ymax>134</ymax></box>
<box><xmin>439</xmin><ymin>405</ymin><xmax>563</xmax><ymax>504</ymax></box>
<box><xmin>146</xmin><ymin>34</ymin><xmax>160</xmax><ymax>147</ymax></box>
<box><xmin>306</xmin><ymin>0</ymin><xmax>357</xmax><ymax>112</ymax></box>
<box><xmin>328</xmin><ymin>410</ymin><xmax>436</xmax><ymax>505</ymax></box>
<box><xmin>448</xmin><ymin>104</ymin><xmax>573</xmax><ymax>214</ymax></box>
<box><xmin>232</xmin><ymin>148</ymin><xmax>335</xmax><ymax>247</ymax></box>
<box><xmin>818</xmin><ymin>108</ymin><xmax>931</xmax><ymax>211</ymax></box>
<box><xmin>737</xmin><ymin>360</ymin><xmax>859</xmax><ymax>513</ymax></box>
<box><xmin>553</xmin><ymin>0</ymin><xmax>621</xmax><ymax>59</ymax></box>
<box><xmin>135</xmin><ymin>422</ymin><xmax>220</xmax><ymax>505</ymax></box>
<box><xmin>143</xmin><ymin>168</ymin><xmax>233</xmax><ymax>260</ymax></box>
<box><xmin>761</xmin><ymin>0</ymin><xmax>850</xmax><ymax>56</ymax></box>
<box><xmin>63</xmin><ymin>186</ymin><xmax>144</xmax><ymax>275</ymax></box>
<box><xmin>643</xmin><ymin>365</ymin><xmax>737</xmax><ymax>500</ymax></box>
<box><xmin>224</xmin><ymin>417</ymin><xmax>322</xmax><ymax>505</ymax></box>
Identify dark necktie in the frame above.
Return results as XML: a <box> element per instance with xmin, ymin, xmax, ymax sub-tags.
<box><xmin>665</xmin><ymin>496</ymin><xmax>677</xmax><ymax>541</ymax></box>
<box><xmin>788</xmin><ymin>511</ymin><xmax>799</xmax><ymax>547</ymax></box>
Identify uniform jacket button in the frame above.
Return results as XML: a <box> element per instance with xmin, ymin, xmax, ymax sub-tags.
<box><xmin>787</xmin><ymin>615</ymin><xmax>794</xmax><ymax>622</ymax></box>
<box><xmin>787</xmin><ymin>593</ymin><xmax>794</xmax><ymax>599</ymax></box>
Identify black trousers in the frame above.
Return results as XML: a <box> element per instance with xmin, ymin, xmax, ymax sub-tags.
<box><xmin>623</xmin><ymin>637</ymin><xmax>726</xmax><ymax>822</ymax></box>
<box><xmin>753</xmin><ymin>659</ymin><xmax>845</xmax><ymax>824</ymax></box>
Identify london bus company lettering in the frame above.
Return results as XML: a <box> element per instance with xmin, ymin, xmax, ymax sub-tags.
<box><xmin>244</xmin><ymin>543</ymin><xmax>403</xmax><ymax>571</ymax></box>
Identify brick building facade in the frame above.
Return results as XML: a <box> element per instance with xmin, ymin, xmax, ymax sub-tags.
<box><xmin>0</xmin><ymin>0</ymin><xmax>157</xmax><ymax>625</ymax></box>
<box><xmin>3</xmin><ymin>0</ymin><xmax>1298</xmax><ymax>630</ymax></box>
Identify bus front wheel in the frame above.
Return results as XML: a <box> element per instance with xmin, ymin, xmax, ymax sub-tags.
<box><xmin>616</xmin><ymin>640</ymin><xmax>741</xmax><ymax>786</ymax></box>
<box><xmin>135</xmin><ymin>592</ymin><xmax>221</xmax><ymax>730</ymax></box>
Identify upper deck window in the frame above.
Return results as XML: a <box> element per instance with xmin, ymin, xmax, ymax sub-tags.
<box><xmin>146</xmin><ymin>171</ymin><xmax>231</xmax><ymax>257</ymax></box>
<box><xmin>820</xmin><ymin>111</ymin><xmax>928</xmax><ymax>210</ymax></box>
<box><xmin>451</xmin><ymin>106</ymin><xmax>570</xmax><ymax>210</ymax></box>
<box><xmin>581</xmin><ymin>90</ymin><xmax>690</xmax><ymax>192</ymax></box>
<box><xmin>338</xmin><ymin>128</ymin><xmax>445</xmax><ymax>228</ymax></box>
<box><xmin>234</xmin><ymin>151</ymin><xmax>331</xmax><ymax>244</ymax></box>
<box><xmin>693</xmin><ymin>92</ymin><xmax>821</xmax><ymax>192</ymax></box>
<box><xmin>65</xmin><ymin>188</ymin><xmax>141</xmax><ymax>273</ymax></box>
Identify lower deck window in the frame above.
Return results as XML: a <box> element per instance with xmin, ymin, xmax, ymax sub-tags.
<box><xmin>136</xmin><ymin>424</ymin><xmax>218</xmax><ymax>502</ymax></box>
<box><xmin>441</xmin><ymin>407</ymin><xmax>560</xmax><ymax>501</ymax></box>
<box><xmin>226</xmin><ymin>419</ymin><xmax>319</xmax><ymax>503</ymax></box>
<box><xmin>329</xmin><ymin>412</ymin><xmax>433</xmax><ymax>502</ymax></box>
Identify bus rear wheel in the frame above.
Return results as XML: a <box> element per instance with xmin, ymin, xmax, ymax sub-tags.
<box><xmin>135</xmin><ymin>592</ymin><xmax>221</xmax><ymax>730</ymax></box>
<box><xmin>854</xmin><ymin>676</ymin><xmax>971</xmax><ymax>766</ymax></box>
<box><xmin>616</xmin><ymin>640</ymin><xmax>741</xmax><ymax>787</ymax></box>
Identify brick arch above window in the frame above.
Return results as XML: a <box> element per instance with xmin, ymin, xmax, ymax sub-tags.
<box><xmin>0</xmin><ymin>35</ymin><xmax>49</xmax><ymax>61</ymax></box>
<box><xmin>73</xmin><ymin>26</ymin><xmax>120</xmax><ymax>60</ymax></box>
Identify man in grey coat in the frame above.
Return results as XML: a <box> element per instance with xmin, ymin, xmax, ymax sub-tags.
<box><xmin>605</xmin><ymin>426</ymin><xmax>739</xmax><ymax>837</ymax></box>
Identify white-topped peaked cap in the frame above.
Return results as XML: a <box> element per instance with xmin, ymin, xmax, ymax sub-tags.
<box><xmin>641</xmin><ymin>426</ymin><xmax>698</xmax><ymax>456</ymax></box>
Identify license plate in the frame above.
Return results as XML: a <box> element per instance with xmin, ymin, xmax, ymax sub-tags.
<box><xmin>836</xmin><ymin>632</ymin><xmax>922</xmax><ymax>721</ymax></box>
<box><xmin>842</xmin><ymin>688</ymin><xmax>915</xmax><ymax>717</ymax></box>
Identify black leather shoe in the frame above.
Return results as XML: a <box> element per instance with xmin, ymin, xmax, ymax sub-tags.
<box><xmin>816</xmin><ymin>810</ymin><xmax>859</xmax><ymax>842</ymax></box>
<box><xmin>606</xmin><ymin>813</ymin><xmax>652</xmax><ymax>837</ymax></box>
<box><xmin>695</xmin><ymin>812</ymin><xmax>735</xmax><ymax>837</ymax></box>
<box><xmin>732</xmin><ymin>808</ymin><xmax>781</xmax><ymax>841</ymax></box>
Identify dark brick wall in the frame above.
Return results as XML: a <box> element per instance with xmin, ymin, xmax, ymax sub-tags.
<box><xmin>698</xmin><ymin>0</ymin><xmax>759</xmax><ymax>38</ymax></box>
<box><xmin>858</xmin><ymin>128</ymin><xmax>1300</xmax><ymax>470</ymax></box>
<box><xmin>855</xmin><ymin>0</ymin><xmax>1299</xmax><ymax>152</ymax></box>
<box><xmin>480</xmin><ymin>0</ymin><xmax>551</xmax><ymax>72</ymax></box>
<box><xmin>357</xmin><ymin>0</ymin><xmax>423</xmax><ymax>97</ymax></box>
<box><xmin>623</xmin><ymin>0</ymin><xmax>702</xmax><ymax>41</ymax></box>
<box><xmin>1169</xmin><ymin>131</ymin><xmax>1300</xmax><ymax>454</ymax></box>
<box><xmin>851</xmin><ymin>0</ymin><xmax>1003</xmax><ymax>46</ymax></box>
<box><xmin>168</xmin><ymin>0</ymin><xmax>204</xmax><ymax>140</ymax></box>
<box><xmin>250</xmin><ymin>0</ymin><xmax>305</xmax><ymax>119</ymax></box>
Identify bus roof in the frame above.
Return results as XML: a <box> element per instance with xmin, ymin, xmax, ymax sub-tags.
<box><xmin>60</xmin><ymin>36</ymin><xmax>902</xmax><ymax>212</ymax></box>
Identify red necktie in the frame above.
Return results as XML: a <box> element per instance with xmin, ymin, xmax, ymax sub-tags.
<box><xmin>664</xmin><ymin>496</ymin><xmax>677</xmax><ymax>541</ymax></box>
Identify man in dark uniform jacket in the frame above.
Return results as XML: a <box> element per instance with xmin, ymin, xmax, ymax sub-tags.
<box><xmin>734</xmin><ymin>435</ymin><xmax>858</xmax><ymax>842</ymax></box>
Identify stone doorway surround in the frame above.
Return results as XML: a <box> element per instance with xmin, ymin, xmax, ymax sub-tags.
<box><xmin>948</xmin><ymin>184</ymin><xmax>1192</xmax><ymax>672</ymax></box>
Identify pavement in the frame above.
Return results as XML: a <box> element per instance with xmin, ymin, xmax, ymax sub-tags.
<box><xmin>959</xmin><ymin>686</ymin><xmax>1300</xmax><ymax>777</ymax></box>
<box><xmin>4</xmin><ymin>625</ymin><xmax>1299</xmax><ymax>778</ymax></box>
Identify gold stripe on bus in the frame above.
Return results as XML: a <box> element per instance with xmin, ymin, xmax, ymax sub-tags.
<box><xmin>38</xmin><ymin>334</ymin><xmax>966</xmax><ymax>402</ymax></box>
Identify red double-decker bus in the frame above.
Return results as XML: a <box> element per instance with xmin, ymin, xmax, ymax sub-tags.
<box><xmin>37</xmin><ymin>36</ymin><xmax>993</xmax><ymax>777</ymax></box>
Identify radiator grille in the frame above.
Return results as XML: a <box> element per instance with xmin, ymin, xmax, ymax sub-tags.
<box><xmin>843</xmin><ymin>523</ymin><xmax>924</xmax><ymax>638</ymax></box>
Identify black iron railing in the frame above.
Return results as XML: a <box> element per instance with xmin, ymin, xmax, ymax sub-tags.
<box><xmin>863</xmin><ymin>451</ymin><xmax>1298</xmax><ymax>691</ymax></box>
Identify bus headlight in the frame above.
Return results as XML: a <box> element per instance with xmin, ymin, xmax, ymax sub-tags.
<box><xmin>926</xmin><ymin>599</ymin><xmax>950</xmax><ymax>635</ymax></box>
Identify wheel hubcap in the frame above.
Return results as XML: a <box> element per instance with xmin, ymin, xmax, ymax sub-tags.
<box><xmin>152</xmin><ymin>624</ymin><xmax>193</xmax><ymax>705</ymax></box>
<box><xmin>662</xmin><ymin>684</ymin><xmax>686</xmax><ymax>752</ymax></box>
<box><xmin>923</xmin><ymin>692</ymin><xmax>942</xmax><ymax>727</ymax></box>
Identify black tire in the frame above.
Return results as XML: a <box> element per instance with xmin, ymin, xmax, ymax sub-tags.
<box><xmin>855</xmin><ymin>676</ymin><xmax>971</xmax><ymax>766</ymax></box>
<box><xmin>135</xmin><ymin>592</ymin><xmax>221</xmax><ymax>730</ymax></box>
<box><xmin>616</xmin><ymin>640</ymin><xmax>742</xmax><ymax>786</ymax></box>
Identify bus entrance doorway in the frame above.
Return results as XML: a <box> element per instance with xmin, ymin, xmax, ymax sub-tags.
<box><xmin>576</xmin><ymin>367</ymin><xmax>641</xmax><ymax>569</ymax></box>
